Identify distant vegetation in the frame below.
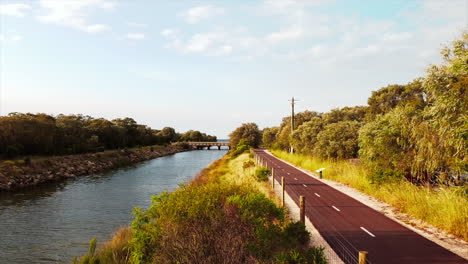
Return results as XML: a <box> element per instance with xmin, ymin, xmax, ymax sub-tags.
<box><xmin>262</xmin><ymin>32</ymin><xmax>467</xmax><ymax>185</ymax></box>
<box><xmin>76</xmin><ymin>153</ymin><xmax>327</xmax><ymax>264</ymax></box>
<box><xmin>0</xmin><ymin>113</ymin><xmax>216</xmax><ymax>158</ymax></box>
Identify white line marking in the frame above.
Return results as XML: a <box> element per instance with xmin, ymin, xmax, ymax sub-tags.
<box><xmin>314</xmin><ymin>193</ymin><xmax>320</xmax><ymax>197</ymax></box>
<box><xmin>332</xmin><ymin>206</ymin><xmax>340</xmax><ymax>212</ymax></box>
<box><xmin>303</xmin><ymin>184</ymin><xmax>307</xmax><ymax>188</ymax></box>
<box><xmin>360</xmin><ymin>227</ymin><xmax>376</xmax><ymax>237</ymax></box>
<box><xmin>294</xmin><ymin>178</ymin><xmax>298</xmax><ymax>180</ymax></box>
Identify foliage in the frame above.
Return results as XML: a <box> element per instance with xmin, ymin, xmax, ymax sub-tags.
<box><xmin>276</xmin><ymin>248</ymin><xmax>327</xmax><ymax>264</ymax></box>
<box><xmin>290</xmin><ymin>117</ymin><xmax>323</xmax><ymax>155</ymax></box>
<box><xmin>230</xmin><ymin>139</ymin><xmax>252</xmax><ymax>158</ymax></box>
<box><xmin>262</xmin><ymin>126</ymin><xmax>279</xmax><ymax>148</ymax></box>
<box><xmin>314</xmin><ymin>121</ymin><xmax>361</xmax><ymax>159</ymax></box>
<box><xmin>229</xmin><ymin>123</ymin><xmax>261</xmax><ymax>149</ymax></box>
<box><xmin>178</xmin><ymin>130</ymin><xmax>217</xmax><ymax>142</ymax></box>
<box><xmin>276</xmin><ymin>111</ymin><xmax>321</xmax><ymax>151</ymax></box>
<box><xmin>366</xmin><ymin>80</ymin><xmax>424</xmax><ymax>117</ymax></box>
<box><xmin>322</xmin><ymin>106</ymin><xmax>367</xmax><ymax>124</ymax></box>
<box><xmin>255</xmin><ymin>167</ymin><xmax>271</xmax><ymax>181</ymax></box>
<box><xmin>77</xmin><ymin>228</ymin><xmax>132</xmax><ymax>264</ymax></box>
<box><xmin>129</xmin><ymin>155</ymin><xmax>319</xmax><ymax>263</ymax></box>
<box><xmin>0</xmin><ymin>113</ymin><xmax>216</xmax><ymax>158</ymax></box>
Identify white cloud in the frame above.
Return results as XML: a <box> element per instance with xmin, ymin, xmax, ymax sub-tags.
<box><xmin>182</xmin><ymin>5</ymin><xmax>225</xmax><ymax>24</ymax></box>
<box><xmin>37</xmin><ymin>0</ymin><xmax>114</xmax><ymax>33</ymax></box>
<box><xmin>0</xmin><ymin>34</ymin><xmax>23</xmax><ymax>43</ymax></box>
<box><xmin>382</xmin><ymin>32</ymin><xmax>412</xmax><ymax>42</ymax></box>
<box><xmin>186</xmin><ymin>33</ymin><xmax>225</xmax><ymax>53</ymax></box>
<box><xmin>0</xmin><ymin>3</ymin><xmax>31</xmax><ymax>17</ymax></box>
<box><xmin>86</xmin><ymin>24</ymin><xmax>111</xmax><ymax>33</ymax></box>
<box><xmin>126</xmin><ymin>33</ymin><xmax>145</xmax><ymax>40</ymax></box>
<box><xmin>267</xmin><ymin>26</ymin><xmax>304</xmax><ymax>43</ymax></box>
<box><xmin>161</xmin><ymin>28</ymin><xmax>177</xmax><ymax>38</ymax></box>
<box><xmin>128</xmin><ymin>22</ymin><xmax>147</xmax><ymax>28</ymax></box>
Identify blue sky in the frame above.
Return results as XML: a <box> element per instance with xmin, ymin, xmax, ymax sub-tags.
<box><xmin>1</xmin><ymin>0</ymin><xmax>467</xmax><ymax>138</ymax></box>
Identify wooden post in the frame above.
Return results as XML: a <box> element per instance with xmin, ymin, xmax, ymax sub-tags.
<box><xmin>359</xmin><ymin>251</ymin><xmax>368</xmax><ymax>264</ymax></box>
<box><xmin>319</xmin><ymin>171</ymin><xmax>322</xmax><ymax>179</ymax></box>
<box><xmin>271</xmin><ymin>168</ymin><xmax>274</xmax><ymax>189</ymax></box>
<box><xmin>299</xmin><ymin>195</ymin><xmax>305</xmax><ymax>224</ymax></box>
<box><xmin>281</xmin><ymin>176</ymin><xmax>285</xmax><ymax>207</ymax></box>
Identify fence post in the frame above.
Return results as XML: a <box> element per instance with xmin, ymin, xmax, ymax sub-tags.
<box><xmin>271</xmin><ymin>168</ymin><xmax>275</xmax><ymax>189</ymax></box>
<box><xmin>359</xmin><ymin>251</ymin><xmax>368</xmax><ymax>264</ymax></box>
<box><xmin>281</xmin><ymin>176</ymin><xmax>285</xmax><ymax>207</ymax></box>
<box><xmin>299</xmin><ymin>195</ymin><xmax>305</xmax><ymax>224</ymax></box>
<box><xmin>319</xmin><ymin>171</ymin><xmax>322</xmax><ymax>179</ymax></box>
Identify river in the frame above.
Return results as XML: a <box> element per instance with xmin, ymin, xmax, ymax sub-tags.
<box><xmin>0</xmin><ymin>149</ymin><xmax>227</xmax><ymax>263</ymax></box>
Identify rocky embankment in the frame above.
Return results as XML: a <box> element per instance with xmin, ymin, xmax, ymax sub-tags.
<box><xmin>0</xmin><ymin>144</ymin><xmax>188</xmax><ymax>191</ymax></box>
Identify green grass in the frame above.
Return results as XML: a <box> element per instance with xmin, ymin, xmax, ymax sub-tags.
<box><xmin>272</xmin><ymin>150</ymin><xmax>468</xmax><ymax>241</ymax></box>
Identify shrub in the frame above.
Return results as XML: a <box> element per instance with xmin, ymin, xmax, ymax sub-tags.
<box><xmin>243</xmin><ymin>160</ymin><xmax>255</xmax><ymax>169</ymax></box>
<box><xmin>255</xmin><ymin>167</ymin><xmax>271</xmax><ymax>182</ymax></box>
<box><xmin>230</xmin><ymin>139</ymin><xmax>252</xmax><ymax>158</ymax></box>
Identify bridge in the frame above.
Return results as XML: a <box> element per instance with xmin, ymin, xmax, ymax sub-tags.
<box><xmin>186</xmin><ymin>142</ymin><xmax>231</xmax><ymax>150</ymax></box>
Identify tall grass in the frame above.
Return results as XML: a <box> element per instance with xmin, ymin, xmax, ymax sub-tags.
<box><xmin>272</xmin><ymin>150</ymin><xmax>468</xmax><ymax>241</ymax></box>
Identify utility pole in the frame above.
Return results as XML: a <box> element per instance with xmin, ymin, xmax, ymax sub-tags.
<box><xmin>289</xmin><ymin>97</ymin><xmax>298</xmax><ymax>153</ymax></box>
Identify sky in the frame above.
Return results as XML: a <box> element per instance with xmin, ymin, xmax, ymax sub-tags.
<box><xmin>0</xmin><ymin>0</ymin><xmax>467</xmax><ymax>138</ymax></box>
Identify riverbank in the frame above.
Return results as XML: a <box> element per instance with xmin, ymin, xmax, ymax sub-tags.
<box><xmin>0</xmin><ymin>144</ymin><xmax>189</xmax><ymax>191</ymax></box>
<box><xmin>75</xmin><ymin>152</ymin><xmax>327</xmax><ymax>264</ymax></box>
<box><xmin>271</xmin><ymin>150</ymin><xmax>468</xmax><ymax>247</ymax></box>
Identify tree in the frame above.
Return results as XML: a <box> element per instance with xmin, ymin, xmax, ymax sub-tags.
<box><xmin>229</xmin><ymin>123</ymin><xmax>261</xmax><ymax>148</ymax></box>
<box><xmin>314</xmin><ymin>121</ymin><xmax>361</xmax><ymax>159</ymax></box>
<box><xmin>276</xmin><ymin>111</ymin><xmax>321</xmax><ymax>151</ymax></box>
<box><xmin>358</xmin><ymin>106</ymin><xmax>416</xmax><ymax>182</ymax></box>
<box><xmin>290</xmin><ymin>117</ymin><xmax>324</xmax><ymax>155</ymax></box>
<box><xmin>262</xmin><ymin>127</ymin><xmax>279</xmax><ymax>149</ymax></box>
<box><xmin>367</xmin><ymin>80</ymin><xmax>425</xmax><ymax>117</ymax></box>
<box><xmin>158</xmin><ymin>127</ymin><xmax>178</xmax><ymax>143</ymax></box>
<box><xmin>412</xmin><ymin>32</ymin><xmax>468</xmax><ymax>181</ymax></box>
<box><xmin>322</xmin><ymin>106</ymin><xmax>367</xmax><ymax>124</ymax></box>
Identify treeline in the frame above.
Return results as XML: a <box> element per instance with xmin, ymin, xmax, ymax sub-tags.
<box><xmin>260</xmin><ymin>32</ymin><xmax>467</xmax><ymax>185</ymax></box>
<box><xmin>0</xmin><ymin>113</ymin><xmax>216</xmax><ymax>158</ymax></box>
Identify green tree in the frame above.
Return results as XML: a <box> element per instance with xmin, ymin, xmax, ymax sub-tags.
<box><xmin>314</xmin><ymin>121</ymin><xmax>361</xmax><ymax>159</ymax></box>
<box><xmin>367</xmin><ymin>80</ymin><xmax>425</xmax><ymax>117</ymax></box>
<box><xmin>262</xmin><ymin>127</ymin><xmax>279</xmax><ymax>149</ymax></box>
<box><xmin>290</xmin><ymin>117</ymin><xmax>324</xmax><ymax>155</ymax></box>
<box><xmin>229</xmin><ymin>123</ymin><xmax>261</xmax><ymax>148</ymax></box>
<box><xmin>276</xmin><ymin>111</ymin><xmax>321</xmax><ymax>151</ymax></box>
<box><xmin>412</xmin><ymin>32</ymin><xmax>468</xmax><ymax>181</ymax></box>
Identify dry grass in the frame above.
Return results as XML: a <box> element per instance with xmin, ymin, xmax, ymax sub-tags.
<box><xmin>90</xmin><ymin>227</ymin><xmax>132</xmax><ymax>264</ymax></box>
<box><xmin>272</xmin><ymin>150</ymin><xmax>468</xmax><ymax>241</ymax></box>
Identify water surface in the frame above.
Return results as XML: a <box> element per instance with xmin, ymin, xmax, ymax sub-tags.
<box><xmin>0</xmin><ymin>150</ymin><xmax>227</xmax><ymax>263</ymax></box>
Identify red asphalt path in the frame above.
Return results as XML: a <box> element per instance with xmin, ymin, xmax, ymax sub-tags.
<box><xmin>253</xmin><ymin>149</ymin><xmax>467</xmax><ymax>264</ymax></box>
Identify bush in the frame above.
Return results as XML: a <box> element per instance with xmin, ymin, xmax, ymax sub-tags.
<box><xmin>255</xmin><ymin>167</ymin><xmax>271</xmax><ymax>181</ymax></box>
<box><xmin>230</xmin><ymin>139</ymin><xmax>252</xmax><ymax>158</ymax></box>
<box><xmin>243</xmin><ymin>160</ymin><xmax>255</xmax><ymax>169</ymax></box>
